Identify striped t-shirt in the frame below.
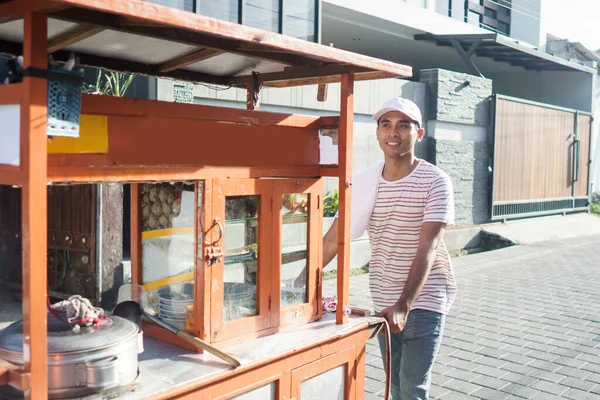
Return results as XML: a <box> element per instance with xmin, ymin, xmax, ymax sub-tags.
<box><xmin>366</xmin><ymin>160</ymin><xmax>457</xmax><ymax>315</ymax></box>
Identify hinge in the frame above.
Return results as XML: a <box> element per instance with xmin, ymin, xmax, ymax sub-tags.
<box><xmin>268</xmin><ymin>295</ymin><xmax>272</xmax><ymax>310</ymax></box>
<box><xmin>270</xmin><ymin>195</ymin><xmax>274</xmax><ymax>212</ymax></box>
<box><xmin>317</xmin><ymin>194</ymin><xmax>321</xmax><ymax>210</ymax></box>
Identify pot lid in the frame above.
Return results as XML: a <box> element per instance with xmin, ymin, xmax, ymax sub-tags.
<box><xmin>0</xmin><ymin>314</ymin><xmax>138</xmax><ymax>354</ymax></box>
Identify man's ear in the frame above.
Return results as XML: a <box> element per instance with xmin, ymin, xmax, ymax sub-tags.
<box><xmin>416</xmin><ymin>127</ymin><xmax>425</xmax><ymax>142</ymax></box>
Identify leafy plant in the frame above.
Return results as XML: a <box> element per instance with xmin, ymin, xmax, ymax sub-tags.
<box><xmin>592</xmin><ymin>192</ymin><xmax>600</xmax><ymax>216</ymax></box>
<box><xmin>323</xmin><ymin>189</ymin><xmax>339</xmax><ymax>217</ymax></box>
<box><xmin>84</xmin><ymin>69</ymin><xmax>135</xmax><ymax>97</ymax></box>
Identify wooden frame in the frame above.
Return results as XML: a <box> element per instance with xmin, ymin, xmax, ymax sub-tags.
<box><xmin>291</xmin><ymin>345</ymin><xmax>357</xmax><ymax>400</ymax></box>
<box><xmin>272</xmin><ymin>179</ymin><xmax>323</xmax><ymax>328</ymax></box>
<box><xmin>210</xmin><ymin>178</ymin><xmax>273</xmax><ymax>344</ymax></box>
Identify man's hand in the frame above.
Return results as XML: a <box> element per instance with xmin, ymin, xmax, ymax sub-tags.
<box><xmin>380</xmin><ymin>302</ymin><xmax>409</xmax><ymax>333</ymax></box>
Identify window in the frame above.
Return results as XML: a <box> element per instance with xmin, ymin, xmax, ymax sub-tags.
<box><xmin>284</xmin><ymin>0</ymin><xmax>317</xmax><ymax>41</ymax></box>
<box><xmin>198</xmin><ymin>0</ymin><xmax>239</xmax><ymax>23</ymax></box>
<box><xmin>484</xmin><ymin>7</ymin><xmax>497</xmax><ymax>18</ymax></box>
<box><xmin>498</xmin><ymin>21</ymin><xmax>510</xmax><ymax>35</ymax></box>
<box><xmin>245</xmin><ymin>0</ymin><xmax>280</xmax><ymax>32</ymax></box>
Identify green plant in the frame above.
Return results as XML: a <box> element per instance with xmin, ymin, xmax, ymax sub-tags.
<box><xmin>323</xmin><ymin>189</ymin><xmax>339</xmax><ymax>217</ymax></box>
<box><xmin>84</xmin><ymin>69</ymin><xmax>136</xmax><ymax>97</ymax></box>
<box><xmin>591</xmin><ymin>192</ymin><xmax>600</xmax><ymax>216</ymax></box>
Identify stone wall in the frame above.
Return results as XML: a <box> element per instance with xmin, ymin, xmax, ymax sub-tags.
<box><xmin>421</xmin><ymin>68</ymin><xmax>492</xmax><ymax>126</ymax></box>
<box><xmin>421</xmin><ymin>68</ymin><xmax>493</xmax><ymax>226</ymax></box>
<box><xmin>428</xmin><ymin>139</ymin><xmax>489</xmax><ymax>225</ymax></box>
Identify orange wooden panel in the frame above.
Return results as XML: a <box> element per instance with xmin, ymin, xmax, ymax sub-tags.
<box><xmin>337</xmin><ymin>73</ymin><xmax>354</xmax><ymax>324</ymax></box>
<box><xmin>290</xmin><ymin>345</ymin><xmax>356</xmax><ymax>400</ymax></box>
<box><xmin>47</xmin><ymin>115</ymin><xmax>319</xmax><ymax>169</ymax></box>
<box><xmin>79</xmin><ymin>95</ymin><xmax>325</xmax><ymax>129</ymax></box>
<box><xmin>46</xmin><ymin>165</ymin><xmax>321</xmax><ymax>183</ymax></box>
<box><xmin>0</xmin><ymin>83</ymin><xmax>23</xmax><ymax>104</ymax></box>
<box><xmin>20</xmin><ymin>11</ymin><xmax>49</xmax><ymax>399</ymax></box>
<box><xmin>0</xmin><ymin>165</ymin><xmax>22</xmax><ymax>186</ymax></box>
<box><xmin>210</xmin><ymin>179</ymin><xmax>273</xmax><ymax>344</ymax></box>
<box><xmin>0</xmin><ymin>0</ymin><xmax>60</xmax><ymax>21</ymax></box>
<box><xmin>271</xmin><ymin>179</ymin><xmax>323</xmax><ymax>329</ymax></box>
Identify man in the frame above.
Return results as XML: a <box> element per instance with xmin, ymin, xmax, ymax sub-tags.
<box><xmin>322</xmin><ymin>97</ymin><xmax>456</xmax><ymax>400</ymax></box>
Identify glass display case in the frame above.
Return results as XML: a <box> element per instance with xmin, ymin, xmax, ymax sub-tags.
<box><xmin>138</xmin><ymin>178</ymin><xmax>322</xmax><ymax>345</ymax></box>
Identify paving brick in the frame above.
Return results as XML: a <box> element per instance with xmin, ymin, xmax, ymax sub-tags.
<box><xmin>556</xmin><ymin>366</ymin><xmax>592</xmax><ymax>379</ymax></box>
<box><xmin>444</xmin><ymin>368</ymin><xmax>476</xmax><ymax>382</ymax></box>
<box><xmin>365</xmin><ymin>367</ymin><xmax>387</xmax><ymax>381</ymax></box>
<box><xmin>559</xmin><ymin>376</ymin><xmax>597</xmax><ymax>391</ymax></box>
<box><xmin>474</xmin><ymin>356</ymin><xmax>509</xmax><ymax>368</ymax></box>
<box><xmin>428</xmin><ymin>384</ymin><xmax>450</xmax><ymax>399</ymax></box>
<box><xmin>551</xmin><ymin>356</ymin><xmax>587</xmax><ymax>368</ymax></box>
<box><xmin>363</xmin><ymin>393</ymin><xmax>383</xmax><ymax>400</ymax></box>
<box><xmin>527</xmin><ymin>359</ymin><xmax>562</xmax><ymax>373</ymax></box>
<box><xmin>524</xmin><ymin>350</ymin><xmax>558</xmax><ymax>362</ymax></box>
<box><xmin>449</xmin><ymin>349</ymin><xmax>484</xmax><ymax>362</ymax></box>
<box><xmin>500</xmin><ymin>383</ymin><xmax>539</xmax><ymax>399</ymax></box>
<box><xmin>440</xmin><ymin>379</ymin><xmax>481</xmax><ymax>395</ymax></box>
<box><xmin>447</xmin><ymin>359</ymin><xmax>480</xmax><ymax>372</ymax></box>
<box><xmin>471</xmin><ymin>387</ymin><xmax>513</xmax><ymax>400</ymax></box>
<box><xmin>499</xmin><ymin>352</ymin><xmax>532</xmax><ymax>365</ymax></box>
<box><xmin>499</xmin><ymin>362</ymin><xmax>537</xmax><ymax>376</ymax></box>
<box><xmin>475</xmin><ymin>365</ymin><xmax>510</xmax><ymax>379</ymax></box>
<box><xmin>584</xmin><ymin>372</ymin><xmax>600</xmax><ymax>384</ymax></box>
<box><xmin>561</xmin><ymin>388</ymin><xmax>600</xmax><ymax>400</ymax></box>
<box><xmin>471</xmin><ymin>374</ymin><xmax>510</xmax><ymax>390</ymax></box>
<box><xmin>529</xmin><ymin>380</ymin><xmax>569</xmax><ymax>396</ymax></box>
<box><xmin>528</xmin><ymin>369</ymin><xmax>567</xmax><ymax>384</ymax></box>
<box><xmin>581</xmin><ymin>362</ymin><xmax>600</xmax><ymax>375</ymax></box>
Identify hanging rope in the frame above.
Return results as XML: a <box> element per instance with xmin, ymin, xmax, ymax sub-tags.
<box><xmin>48</xmin><ymin>295</ymin><xmax>107</xmax><ymax>333</ymax></box>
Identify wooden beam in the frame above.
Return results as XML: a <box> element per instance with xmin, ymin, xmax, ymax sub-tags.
<box><xmin>78</xmin><ymin>94</ymin><xmax>324</xmax><ymax>128</ymax></box>
<box><xmin>130</xmin><ymin>183</ymin><xmax>141</xmax><ymax>301</ymax></box>
<box><xmin>319</xmin><ymin>166</ymin><xmax>339</xmax><ymax>177</ymax></box>
<box><xmin>47</xmin><ymin>166</ymin><xmax>321</xmax><ymax>183</ymax></box>
<box><xmin>156</xmin><ymin>48</ymin><xmax>224</xmax><ymax>73</ymax></box>
<box><xmin>0</xmin><ymin>0</ymin><xmax>63</xmax><ymax>22</ymax></box>
<box><xmin>47</xmin><ymin>23</ymin><xmax>105</xmax><ymax>53</ymax></box>
<box><xmin>237</xmin><ymin>69</ymin><xmax>399</xmax><ymax>88</ymax></box>
<box><xmin>0</xmin><ymin>165</ymin><xmax>23</xmax><ymax>186</ymax></box>
<box><xmin>21</xmin><ymin>10</ymin><xmax>49</xmax><ymax>399</ymax></box>
<box><xmin>336</xmin><ymin>73</ymin><xmax>354</xmax><ymax>325</ymax></box>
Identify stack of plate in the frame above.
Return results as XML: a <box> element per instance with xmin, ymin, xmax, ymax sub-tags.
<box><xmin>157</xmin><ymin>283</ymin><xmax>193</xmax><ymax>330</ymax></box>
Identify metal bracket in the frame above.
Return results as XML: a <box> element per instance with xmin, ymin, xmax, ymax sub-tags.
<box><xmin>450</xmin><ymin>39</ymin><xmax>484</xmax><ymax>78</ymax></box>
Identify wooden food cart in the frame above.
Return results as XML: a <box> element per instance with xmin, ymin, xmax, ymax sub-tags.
<box><xmin>0</xmin><ymin>1</ymin><xmax>412</xmax><ymax>398</ymax></box>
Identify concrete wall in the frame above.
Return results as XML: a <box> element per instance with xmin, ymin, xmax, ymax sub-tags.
<box><xmin>420</xmin><ymin>69</ymin><xmax>492</xmax><ymax>225</ymax></box>
<box><xmin>592</xmin><ymin>75</ymin><xmax>600</xmax><ymax>195</ymax></box>
<box><xmin>489</xmin><ymin>70</ymin><xmax>595</xmax><ymax>113</ymax></box>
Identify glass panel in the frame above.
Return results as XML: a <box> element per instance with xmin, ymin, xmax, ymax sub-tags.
<box><xmin>484</xmin><ymin>7</ymin><xmax>497</xmax><ymax>18</ymax></box>
<box><xmin>223</xmin><ymin>195</ymin><xmax>259</xmax><ymax>321</ymax></box>
<box><xmin>283</xmin><ymin>0</ymin><xmax>316</xmax><ymax>41</ymax></box>
<box><xmin>300</xmin><ymin>365</ymin><xmax>346</xmax><ymax>400</ymax></box>
<box><xmin>245</xmin><ymin>0</ymin><xmax>280</xmax><ymax>32</ymax></box>
<box><xmin>141</xmin><ymin>182</ymin><xmax>195</xmax><ymax>331</ymax></box>
<box><xmin>280</xmin><ymin>193</ymin><xmax>309</xmax><ymax>307</ymax></box>
<box><xmin>198</xmin><ymin>0</ymin><xmax>239</xmax><ymax>23</ymax></box>
<box><xmin>230</xmin><ymin>382</ymin><xmax>276</xmax><ymax>400</ymax></box>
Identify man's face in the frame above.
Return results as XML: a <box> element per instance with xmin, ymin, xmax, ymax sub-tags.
<box><xmin>376</xmin><ymin>111</ymin><xmax>424</xmax><ymax>159</ymax></box>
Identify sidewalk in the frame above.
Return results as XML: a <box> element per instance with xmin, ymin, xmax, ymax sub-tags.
<box><xmin>323</xmin><ymin>233</ymin><xmax>600</xmax><ymax>399</ymax></box>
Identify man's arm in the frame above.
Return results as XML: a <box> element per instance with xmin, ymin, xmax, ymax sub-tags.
<box><xmin>322</xmin><ymin>218</ymin><xmax>339</xmax><ymax>267</ymax></box>
<box><xmin>380</xmin><ymin>221</ymin><xmax>446</xmax><ymax>332</ymax></box>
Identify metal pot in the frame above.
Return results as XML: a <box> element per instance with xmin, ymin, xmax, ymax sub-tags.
<box><xmin>0</xmin><ymin>314</ymin><xmax>143</xmax><ymax>399</ymax></box>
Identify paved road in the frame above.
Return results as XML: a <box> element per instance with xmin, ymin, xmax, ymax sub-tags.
<box><xmin>324</xmin><ymin>234</ymin><xmax>600</xmax><ymax>399</ymax></box>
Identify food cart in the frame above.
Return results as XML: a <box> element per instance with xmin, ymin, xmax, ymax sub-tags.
<box><xmin>0</xmin><ymin>1</ymin><xmax>412</xmax><ymax>398</ymax></box>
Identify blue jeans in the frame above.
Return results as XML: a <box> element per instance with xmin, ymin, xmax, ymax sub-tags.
<box><xmin>377</xmin><ymin>309</ymin><xmax>446</xmax><ymax>400</ymax></box>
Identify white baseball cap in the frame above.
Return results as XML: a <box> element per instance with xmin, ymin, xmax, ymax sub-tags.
<box><xmin>373</xmin><ymin>97</ymin><xmax>423</xmax><ymax>128</ymax></box>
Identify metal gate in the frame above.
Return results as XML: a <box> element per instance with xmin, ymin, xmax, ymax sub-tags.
<box><xmin>491</xmin><ymin>95</ymin><xmax>592</xmax><ymax>220</ymax></box>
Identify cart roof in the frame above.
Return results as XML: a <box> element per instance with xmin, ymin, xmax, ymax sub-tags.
<box><xmin>0</xmin><ymin>0</ymin><xmax>412</xmax><ymax>87</ymax></box>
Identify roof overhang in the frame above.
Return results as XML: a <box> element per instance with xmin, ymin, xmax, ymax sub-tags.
<box><xmin>0</xmin><ymin>0</ymin><xmax>413</xmax><ymax>88</ymax></box>
<box><xmin>415</xmin><ymin>33</ymin><xmax>597</xmax><ymax>74</ymax></box>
